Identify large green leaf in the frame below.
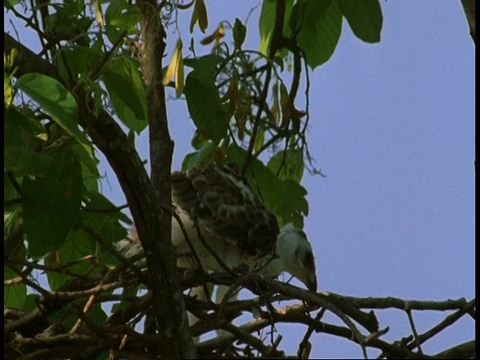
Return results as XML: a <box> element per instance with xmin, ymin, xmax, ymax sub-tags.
<box><xmin>276</xmin><ymin>179</ymin><xmax>309</xmax><ymax>227</ymax></box>
<box><xmin>57</xmin><ymin>45</ymin><xmax>102</xmax><ymax>81</ymax></box>
<box><xmin>258</xmin><ymin>0</ymin><xmax>294</xmax><ymax>56</ymax></box>
<box><xmin>267</xmin><ymin>148</ymin><xmax>304</xmax><ymax>183</ymax></box>
<box><xmin>73</xmin><ymin>143</ymin><xmax>100</xmax><ymax>193</ymax></box>
<box><xmin>227</xmin><ymin>146</ymin><xmax>279</xmax><ymax>211</ymax></box>
<box><xmin>295</xmin><ymin>0</ymin><xmax>342</xmax><ymax>69</ymax></box>
<box><xmin>4</xmin><ymin>109</ymin><xmax>51</xmax><ymax>176</ymax></box>
<box><xmin>22</xmin><ymin>149</ymin><xmax>83</xmax><ymax>258</ymax></box>
<box><xmin>338</xmin><ymin>0</ymin><xmax>382</xmax><ymax>43</ymax></box>
<box><xmin>183</xmin><ymin>54</ymin><xmax>218</xmax><ymax>77</ymax></box>
<box><xmin>17</xmin><ymin>73</ymin><xmax>92</xmax><ymax>155</ymax></box>
<box><xmin>4</xmin><ymin>147</ymin><xmax>52</xmax><ymax>177</ymax></box>
<box><xmin>184</xmin><ymin>56</ymin><xmax>227</xmax><ymax>144</ymax></box>
<box><xmin>4</xmin><ymin>108</ymin><xmax>39</xmax><ymax>150</ymax></box>
<box><xmin>103</xmin><ymin>57</ymin><xmax>147</xmax><ymax>133</ymax></box>
<box><xmin>227</xmin><ymin>145</ymin><xmax>308</xmax><ymax>228</ymax></box>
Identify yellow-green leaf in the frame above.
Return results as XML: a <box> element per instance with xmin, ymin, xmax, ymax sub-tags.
<box><xmin>190</xmin><ymin>0</ymin><xmax>209</xmax><ymax>33</ymax></box>
<box><xmin>163</xmin><ymin>38</ymin><xmax>183</xmax><ymax>88</ymax></box>
<box><xmin>92</xmin><ymin>0</ymin><xmax>104</xmax><ymax>28</ymax></box>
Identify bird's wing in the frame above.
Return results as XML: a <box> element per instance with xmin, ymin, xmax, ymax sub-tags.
<box><xmin>171</xmin><ymin>163</ymin><xmax>279</xmax><ymax>258</ymax></box>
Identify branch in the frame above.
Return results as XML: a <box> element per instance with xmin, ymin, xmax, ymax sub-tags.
<box><xmin>328</xmin><ymin>293</ymin><xmax>469</xmax><ymax>311</ymax></box>
<box><xmin>136</xmin><ymin>0</ymin><xmax>195</xmax><ymax>357</ymax></box>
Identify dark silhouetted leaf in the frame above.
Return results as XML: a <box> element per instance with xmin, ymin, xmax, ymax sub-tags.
<box><xmin>338</xmin><ymin>0</ymin><xmax>382</xmax><ymax>43</ymax></box>
<box><xmin>22</xmin><ymin>150</ymin><xmax>83</xmax><ymax>258</ymax></box>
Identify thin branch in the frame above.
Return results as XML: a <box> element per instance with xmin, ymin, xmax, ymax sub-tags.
<box><xmin>406</xmin><ymin>309</ymin><xmax>423</xmax><ymax>354</ymax></box>
<box><xmin>407</xmin><ymin>298</ymin><xmax>475</xmax><ymax>350</ymax></box>
<box><xmin>329</xmin><ymin>293</ymin><xmax>469</xmax><ymax>311</ymax></box>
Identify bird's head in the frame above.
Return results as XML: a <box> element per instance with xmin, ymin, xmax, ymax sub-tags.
<box><xmin>271</xmin><ymin>223</ymin><xmax>317</xmax><ymax>292</ymax></box>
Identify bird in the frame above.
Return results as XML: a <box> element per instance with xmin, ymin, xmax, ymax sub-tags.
<box><xmin>118</xmin><ymin>163</ymin><xmax>317</xmax><ymax>291</ymax></box>
<box><xmin>117</xmin><ymin>163</ymin><xmax>317</xmax><ymax>338</ymax></box>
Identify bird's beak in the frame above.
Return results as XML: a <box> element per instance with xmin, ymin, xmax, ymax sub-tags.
<box><xmin>307</xmin><ymin>273</ymin><xmax>317</xmax><ymax>292</ymax></box>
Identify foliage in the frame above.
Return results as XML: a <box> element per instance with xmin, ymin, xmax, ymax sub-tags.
<box><xmin>3</xmin><ymin>0</ymin><xmax>474</xmax><ymax>359</ymax></box>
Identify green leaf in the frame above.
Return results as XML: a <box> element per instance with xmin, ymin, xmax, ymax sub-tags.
<box><xmin>4</xmin><ymin>264</ymin><xmax>27</xmax><ymax>309</ymax></box>
<box><xmin>46</xmin><ymin>228</ymin><xmax>97</xmax><ymax>290</ymax></box>
<box><xmin>295</xmin><ymin>0</ymin><xmax>342</xmax><ymax>69</ymax></box>
<box><xmin>103</xmin><ymin>57</ymin><xmax>147</xmax><ymax>133</ymax></box>
<box><xmin>57</xmin><ymin>45</ymin><xmax>102</xmax><ymax>82</ymax></box>
<box><xmin>183</xmin><ymin>54</ymin><xmax>218</xmax><ymax>75</ymax></box>
<box><xmin>189</xmin><ymin>0</ymin><xmax>209</xmax><ymax>33</ymax></box>
<box><xmin>276</xmin><ymin>179</ymin><xmax>309</xmax><ymax>227</ymax></box>
<box><xmin>22</xmin><ymin>150</ymin><xmax>83</xmax><ymax>258</ymax></box>
<box><xmin>44</xmin><ymin>5</ymin><xmax>93</xmax><ymax>46</ymax></box>
<box><xmin>253</xmin><ymin>127</ymin><xmax>265</xmax><ymax>153</ymax></box>
<box><xmin>83</xmin><ymin>191</ymin><xmax>132</xmax><ymax>225</ymax></box>
<box><xmin>17</xmin><ymin>73</ymin><xmax>92</xmax><ymax>155</ymax></box>
<box><xmin>267</xmin><ymin>149</ymin><xmax>304</xmax><ymax>183</ymax></box>
<box><xmin>4</xmin><ymin>147</ymin><xmax>52</xmax><ymax>177</ymax></box>
<box><xmin>258</xmin><ymin>0</ymin><xmax>294</xmax><ymax>56</ymax></box>
<box><xmin>182</xmin><ymin>141</ymin><xmax>216</xmax><ymax>170</ymax></box>
<box><xmin>4</xmin><ymin>108</ymin><xmax>40</xmax><ymax>150</ymax></box>
<box><xmin>338</xmin><ymin>0</ymin><xmax>382</xmax><ymax>43</ymax></box>
<box><xmin>233</xmin><ymin>18</ymin><xmax>247</xmax><ymax>50</ymax></box>
<box><xmin>226</xmin><ymin>145</ymin><xmax>279</xmax><ymax>210</ymax></box>
<box><xmin>227</xmin><ymin>145</ymin><xmax>308</xmax><ymax>227</ymax></box>
<box><xmin>105</xmin><ymin>0</ymin><xmax>140</xmax><ymax>43</ymax></box>
<box><xmin>80</xmin><ymin>209</ymin><xmax>128</xmax><ymax>266</ymax></box>
<box><xmin>73</xmin><ymin>143</ymin><xmax>100</xmax><ymax>193</ymax></box>
<box><xmin>191</xmin><ymin>130</ymin><xmax>208</xmax><ymax>150</ymax></box>
<box><xmin>23</xmin><ymin>294</ymin><xmax>38</xmax><ymax>312</ymax></box>
<box><xmin>89</xmin><ymin>303</ymin><xmax>108</xmax><ymax>323</ymax></box>
<box><xmin>4</xmin><ymin>240</ymin><xmax>27</xmax><ymax>308</ymax></box>
<box><xmin>184</xmin><ymin>57</ymin><xmax>227</xmax><ymax>144</ymax></box>
<box><xmin>5</xmin><ymin>0</ymin><xmax>21</xmax><ymax>9</ymax></box>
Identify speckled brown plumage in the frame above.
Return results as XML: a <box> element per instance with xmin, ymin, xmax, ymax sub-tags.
<box><xmin>171</xmin><ymin>163</ymin><xmax>279</xmax><ymax>258</ymax></box>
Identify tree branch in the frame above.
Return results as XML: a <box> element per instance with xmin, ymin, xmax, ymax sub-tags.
<box><xmin>136</xmin><ymin>0</ymin><xmax>195</xmax><ymax>357</ymax></box>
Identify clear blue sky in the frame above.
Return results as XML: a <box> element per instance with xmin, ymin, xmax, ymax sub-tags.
<box><xmin>6</xmin><ymin>1</ymin><xmax>474</xmax><ymax>358</ymax></box>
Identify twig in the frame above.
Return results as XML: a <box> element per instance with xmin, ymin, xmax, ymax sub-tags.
<box><xmin>193</xmin><ymin>222</ymin><xmax>237</xmax><ymax>277</ymax></box>
<box><xmin>69</xmin><ymin>293</ymin><xmax>97</xmax><ymax>334</ymax></box>
<box><xmin>221</xmin><ymin>322</ymin><xmax>282</xmax><ymax>357</ymax></box>
<box><xmin>77</xmin><ymin>220</ymin><xmax>143</xmax><ymax>279</ymax></box>
<box><xmin>405</xmin><ymin>309</ymin><xmax>423</xmax><ymax>354</ymax></box>
<box><xmin>81</xmin><ymin>203</ymin><xmax>129</xmax><ymax>214</ymax></box>
<box><xmin>297</xmin><ymin>309</ymin><xmax>323</xmax><ymax>359</ymax></box>
<box><xmin>4</xmin><ymin>260</ymin><xmax>49</xmax><ymax>296</ymax></box>
<box><xmin>407</xmin><ymin>298</ymin><xmax>475</xmax><ymax>350</ymax></box>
